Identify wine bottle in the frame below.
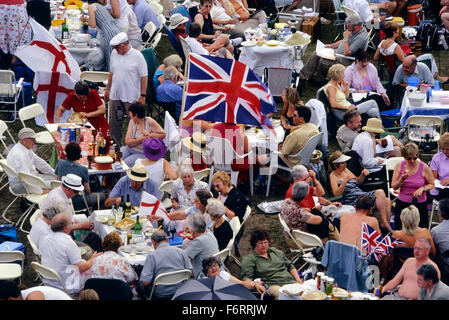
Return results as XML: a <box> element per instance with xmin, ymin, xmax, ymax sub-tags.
<box><xmin>121</xmin><ymin>201</ymin><xmax>126</xmax><ymax>220</ymax></box>
<box><xmin>108</xmin><ymin>205</ymin><xmax>116</xmax><ymax>226</ymax></box>
<box><xmin>125</xmin><ymin>194</ymin><xmax>132</xmax><ymax>217</ymax></box>
<box><xmin>134</xmin><ymin>216</ymin><xmax>142</xmax><ymax>235</ymax></box>
<box><xmin>62</xmin><ymin>20</ymin><xmax>69</xmax><ymax>40</ymax></box>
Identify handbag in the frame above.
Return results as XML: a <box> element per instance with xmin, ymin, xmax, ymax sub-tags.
<box><xmin>306</xmin><ymin>208</ymin><xmax>336</xmax><ymax>239</ymax></box>
<box><xmin>0</xmin><ymin>224</ymin><xmax>18</xmax><ymax>243</ymax></box>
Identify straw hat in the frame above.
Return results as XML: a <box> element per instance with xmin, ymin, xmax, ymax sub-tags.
<box><xmin>169</xmin><ymin>13</ymin><xmax>189</xmax><ymax>30</ymax></box>
<box><xmin>182</xmin><ymin>132</ymin><xmax>208</xmax><ymax>153</ymax></box>
<box><xmin>362</xmin><ymin>118</ymin><xmax>385</xmax><ymax>134</ymax></box>
<box><xmin>126</xmin><ymin>164</ymin><xmax>149</xmax><ymax>182</ymax></box>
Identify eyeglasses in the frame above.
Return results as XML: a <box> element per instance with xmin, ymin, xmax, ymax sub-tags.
<box><xmin>212</xmin><ymin>184</ymin><xmax>221</xmax><ymax>189</ymax></box>
<box><xmin>407</xmin><ymin>157</ymin><xmax>418</xmax><ymax>161</ymax></box>
<box><xmin>414</xmin><ymin>246</ymin><xmax>428</xmax><ymax>251</ymax></box>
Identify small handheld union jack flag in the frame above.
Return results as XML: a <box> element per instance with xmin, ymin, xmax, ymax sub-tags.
<box><xmin>371</xmin><ymin>235</ymin><xmax>403</xmax><ymax>262</ymax></box>
<box><xmin>361</xmin><ymin>222</ymin><xmax>382</xmax><ymax>254</ymax></box>
<box><xmin>183</xmin><ymin>53</ymin><xmax>276</xmax><ymax>127</ymax></box>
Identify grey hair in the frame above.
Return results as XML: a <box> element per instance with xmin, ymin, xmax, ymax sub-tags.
<box><xmin>186</xmin><ymin>213</ymin><xmax>207</xmax><ymax>233</ymax></box>
<box><xmin>291</xmin><ymin>165</ymin><xmax>308</xmax><ymax>180</ymax></box>
<box><xmin>50</xmin><ymin>213</ymin><xmax>70</xmax><ymax>232</ymax></box>
<box><xmin>163</xmin><ymin>54</ymin><xmax>183</xmax><ymax>68</ymax></box>
<box><xmin>206</xmin><ymin>198</ymin><xmax>226</xmax><ymax>218</ymax></box>
<box><xmin>346</xmin><ymin>14</ymin><xmax>363</xmax><ymax>26</ymax></box>
<box><xmin>180</xmin><ymin>165</ymin><xmax>194</xmax><ymax>176</ymax></box>
<box><xmin>400</xmin><ymin>205</ymin><xmax>420</xmax><ymax>235</ymax></box>
<box><xmin>151</xmin><ymin>230</ymin><xmax>168</xmax><ymax>243</ymax></box>
<box><xmin>42</xmin><ymin>204</ymin><xmax>65</xmax><ymax>220</ymax></box>
<box><xmin>416</xmin><ymin>237</ymin><xmax>431</xmax><ymax>249</ymax></box>
<box><xmin>164</xmin><ymin>65</ymin><xmax>178</xmax><ymax>81</ymax></box>
<box><xmin>291</xmin><ymin>181</ymin><xmax>309</xmax><ymax>202</ymax></box>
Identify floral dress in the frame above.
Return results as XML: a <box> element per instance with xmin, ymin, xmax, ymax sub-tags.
<box><xmin>0</xmin><ymin>0</ymin><xmax>32</xmax><ymax>54</ymax></box>
<box><xmin>90</xmin><ymin>251</ymin><xmax>137</xmax><ymax>283</ymax></box>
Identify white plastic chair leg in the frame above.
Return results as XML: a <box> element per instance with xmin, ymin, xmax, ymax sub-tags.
<box><xmin>1</xmin><ymin>195</ymin><xmax>19</xmax><ymax>224</ymax></box>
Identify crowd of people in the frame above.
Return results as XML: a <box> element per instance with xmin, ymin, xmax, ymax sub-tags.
<box><xmin>1</xmin><ymin>0</ymin><xmax>449</xmax><ymax>302</ymax></box>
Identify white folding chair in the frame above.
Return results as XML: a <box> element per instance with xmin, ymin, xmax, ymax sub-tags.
<box><xmin>226</xmin><ymin>216</ymin><xmax>241</xmax><ymax>266</ymax></box>
<box><xmin>0</xmin><ymin>161</ymin><xmax>28</xmax><ymax>224</ymax></box>
<box><xmin>18</xmin><ymin>103</ymin><xmax>55</xmax><ymax>151</ymax></box>
<box><xmin>148</xmin><ymin>1</ymin><xmax>163</xmax><ymax>14</ymax></box>
<box><xmin>50</xmin><ymin>180</ymin><xmax>63</xmax><ymax>190</ymax></box>
<box><xmin>148</xmin><ymin>269</ymin><xmax>192</xmax><ymax>300</ymax></box>
<box><xmin>262</xmin><ymin>67</ymin><xmax>293</xmax><ymax>97</ymax></box>
<box><xmin>0</xmin><ymin>250</ymin><xmax>25</xmax><ymax>283</ymax></box>
<box><xmin>27</xmin><ymin>234</ymin><xmax>40</xmax><ymax>256</ymax></box>
<box><xmin>29</xmin><ymin>208</ymin><xmax>42</xmax><ymax>227</ymax></box>
<box><xmin>213</xmin><ymin>248</ymin><xmax>231</xmax><ymax>267</ymax></box>
<box><xmin>407</xmin><ymin>115</ymin><xmax>444</xmax><ymax>154</ymax></box>
<box><xmin>292</xmin><ymin>230</ymin><xmax>324</xmax><ymax>277</ymax></box>
<box><xmin>31</xmin><ymin>261</ymin><xmax>70</xmax><ymax>294</ymax></box>
<box><xmin>18</xmin><ymin>171</ymin><xmax>49</xmax><ymax>233</ymax></box>
<box><xmin>207</xmin><ymin>136</ymin><xmax>254</xmax><ymax>196</ymax></box>
<box><xmin>0</xmin><ymin>70</ymin><xmax>24</xmax><ymax>123</ymax></box>
<box><xmin>141</xmin><ymin>21</ymin><xmax>157</xmax><ymax>48</ymax></box>
<box><xmin>179</xmin><ymin>36</ymin><xmax>191</xmax><ymax>61</ymax></box>
<box><xmin>194</xmin><ymin>168</ymin><xmax>210</xmax><ymax>182</ymax></box>
<box><xmin>278</xmin><ymin>214</ymin><xmax>307</xmax><ymax>266</ymax></box>
<box><xmin>0</xmin><ymin>120</ymin><xmax>15</xmax><ymax>191</ymax></box>
<box><xmin>385</xmin><ymin>157</ymin><xmax>404</xmax><ymax>200</ymax></box>
<box><xmin>80</xmin><ymin>71</ymin><xmax>110</xmax><ymax>120</ymax></box>
<box><xmin>429</xmin><ymin>199</ymin><xmax>440</xmax><ymax>230</ymax></box>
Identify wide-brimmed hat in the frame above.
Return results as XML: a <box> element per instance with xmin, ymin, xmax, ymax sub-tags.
<box><xmin>110</xmin><ymin>32</ymin><xmax>128</xmax><ymax>46</ymax></box>
<box><xmin>182</xmin><ymin>132</ymin><xmax>208</xmax><ymax>153</ymax></box>
<box><xmin>332</xmin><ymin>154</ymin><xmax>351</xmax><ymax>164</ymax></box>
<box><xmin>169</xmin><ymin>13</ymin><xmax>189</xmax><ymax>29</ymax></box>
<box><xmin>143</xmin><ymin>138</ymin><xmax>167</xmax><ymax>161</ymax></box>
<box><xmin>126</xmin><ymin>164</ymin><xmax>149</xmax><ymax>182</ymax></box>
<box><xmin>362</xmin><ymin>118</ymin><xmax>385</xmax><ymax>134</ymax></box>
<box><xmin>62</xmin><ymin>174</ymin><xmax>84</xmax><ymax>192</ymax></box>
<box><xmin>18</xmin><ymin>128</ymin><xmax>37</xmax><ymax>140</ymax></box>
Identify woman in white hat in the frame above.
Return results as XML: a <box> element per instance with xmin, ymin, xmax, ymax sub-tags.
<box><xmin>329</xmin><ymin>150</ymin><xmax>393</xmax><ymax>232</ymax></box>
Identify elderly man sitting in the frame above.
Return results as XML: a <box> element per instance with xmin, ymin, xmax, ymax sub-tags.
<box><xmin>392</xmin><ymin>55</ymin><xmax>434</xmax><ymax>87</ymax></box>
<box><xmin>156</xmin><ymin>66</ymin><xmax>183</xmax><ymax>121</ymax></box>
<box><xmin>6</xmin><ymin>128</ymin><xmax>54</xmax><ymax>194</ymax></box>
<box><xmin>298</xmin><ymin>14</ymin><xmax>369</xmax><ymax>86</ymax></box>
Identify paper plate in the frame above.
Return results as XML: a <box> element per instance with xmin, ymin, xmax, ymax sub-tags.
<box><xmin>241</xmin><ymin>40</ymin><xmax>256</xmax><ymax>47</ymax></box>
<box><xmin>267</xmin><ymin>40</ymin><xmax>279</xmax><ymax>46</ymax></box>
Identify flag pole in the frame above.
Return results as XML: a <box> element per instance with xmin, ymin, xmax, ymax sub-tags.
<box><xmin>177</xmin><ymin>53</ymin><xmax>190</xmax><ymax>169</ymax></box>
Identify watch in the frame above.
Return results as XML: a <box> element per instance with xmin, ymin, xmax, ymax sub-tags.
<box><xmin>140</xmin><ymin>93</ymin><xmax>146</xmax><ymax>97</ymax></box>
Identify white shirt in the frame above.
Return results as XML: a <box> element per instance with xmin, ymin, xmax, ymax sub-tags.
<box><xmin>110</xmin><ymin>47</ymin><xmax>148</xmax><ymax>103</ymax></box>
<box><xmin>211</xmin><ymin>4</ymin><xmax>231</xmax><ymax>21</ymax></box>
<box><xmin>344</xmin><ymin>0</ymin><xmax>373</xmax><ymax>23</ymax></box>
<box><xmin>126</xmin><ymin>6</ymin><xmax>142</xmax><ymax>42</ymax></box>
<box><xmin>351</xmin><ymin>131</ymin><xmax>384</xmax><ymax>172</ymax></box>
<box><xmin>30</xmin><ymin>218</ymin><xmax>53</xmax><ymax>249</ymax></box>
<box><xmin>185</xmin><ymin>36</ymin><xmax>209</xmax><ymax>55</ymax></box>
<box><xmin>41</xmin><ymin>187</ymin><xmax>74</xmax><ymax>222</ymax></box>
<box><xmin>6</xmin><ymin>142</ymin><xmax>54</xmax><ymax>185</ymax></box>
<box><xmin>106</xmin><ymin>0</ymin><xmax>130</xmax><ymax>31</ymax></box>
<box><xmin>40</xmin><ymin>232</ymin><xmax>85</xmax><ymax>294</ymax></box>
<box><xmin>21</xmin><ymin>286</ymin><xmax>73</xmax><ymax>300</ymax></box>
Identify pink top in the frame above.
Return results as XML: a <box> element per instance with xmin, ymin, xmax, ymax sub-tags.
<box><xmin>398</xmin><ymin>161</ymin><xmax>426</xmax><ymax>203</ymax></box>
<box><xmin>362</xmin><ymin>75</ymin><xmax>373</xmax><ymax>91</ymax></box>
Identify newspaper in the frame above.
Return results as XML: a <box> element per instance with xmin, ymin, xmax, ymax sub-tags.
<box><xmin>316</xmin><ymin>40</ymin><xmax>335</xmax><ymax>60</ymax></box>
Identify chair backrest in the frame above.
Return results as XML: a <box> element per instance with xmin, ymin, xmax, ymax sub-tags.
<box><xmin>159</xmin><ymin>180</ymin><xmax>173</xmax><ymax>194</ymax></box>
<box><xmin>385</xmin><ymin>156</ymin><xmax>404</xmax><ymax>195</ymax></box>
<box><xmin>0</xmin><ymin>70</ymin><xmax>17</xmax><ymax>97</ymax></box>
<box><xmin>264</xmin><ymin>67</ymin><xmax>293</xmax><ymax>97</ymax></box>
<box><xmin>0</xmin><ymin>250</ymin><xmax>25</xmax><ymax>269</ymax></box>
<box><xmin>150</xmin><ymin>269</ymin><xmax>192</xmax><ymax>299</ymax></box>
<box><xmin>295</xmin><ymin>132</ymin><xmax>324</xmax><ymax>166</ymax></box>
<box><xmin>229</xmin><ymin>217</ymin><xmax>241</xmax><ymax>237</ymax></box>
<box><xmin>207</xmin><ymin>136</ymin><xmax>247</xmax><ymax>172</ymax></box>
<box><xmin>84</xmin><ymin>278</ymin><xmax>133</xmax><ymax>300</ymax></box>
<box><xmin>27</xmin><ymin>234</ymin><xmax>40</xmax><ymax>256</ymax></box>
<box><xmin>50</xmin><ymin>180</ymin><xmax>63</xmax><ymax>189</ymax></box>
<box><xmin>0</xmin><ymin>120</ymin><xmax>17</xmax><ymax>153</ymax></box>
<box><xmin>29</xmin><ymin>208</ymin><xmax>42</xmax><ymax>227</ymax></box>
<box><xmin>0</xmin><ymin>160</ymin><xmax>18</xmax><ymax>180</ymax></box>
<box><xmin>292</xmin><ymin>230</ymin><xmax>324</xmax><ymax>250</ymax></box>
<box><xmin>316</xmin><ymin>86</ymin><xmax>332</xmax><ymax>114</ymax></box>
<box><xmin>18</xmin><ymin>103</ymin><xmax>46</xmax><ymax>124</ymax></box>
<box><xmin>241</xmin><ymin>205</ymin><xmax>251</xmax><ymax>226</ymax></box>
<box><xmin>18</xmin><ymin>171</ymin><xmax>47</xmax><ymax>193</ymax></box>
<box><xmin>194</xmin><ymin>168</ymin><xmax>210</xmax><ymax>182</ymax></box>
<box><xmin>341</xmin><ymin>5</ymin><xmax>359</xmax><ymax>18</ymax></box>
<box><xmin>31</xmin><ymin>261</ymin><xmax>68</xmax><ymax>293</ymax></box>
<box><xmin>179</xmin><ymin>36</ymin><xmax>191</xmax><ymax>61</ymax></box>
<box><xmin>142</xmin><ymin>21</ymin><xmax>158</xmax><ymax>48</ymax></box>
<box><xmin>80</xmin><ymin>71</ymin><xmax>109</xmax><ymax>83</ymax></box>
<box><xmin>278</xmin><ymin>214</ymin><xmax>304</xmax><ymax>254</ymax></box>
<box><xmin>407</xmin><ymin>115</ymin><xmax>443</xmax><ymax>129</ymax></box>
<box><xmin>149</xmin><ymin>0</ymin><xmax>163</xmax><ymax>14</ymax></box>
<box><xmin>213</xmin><ymin>248</ymin><xmax>230</xmax><ymax>264</ymax></box>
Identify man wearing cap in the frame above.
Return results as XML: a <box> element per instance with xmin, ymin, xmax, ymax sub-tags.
<box><xmin>6</xmin><ymin>128</ymin><xmax>54</xmax><ymax>194</ymax></box>
<box><xmin>105</xmin><ymin>163</ymin><xmax>161</xmax><ymax>208</ymax></box>
<box><xmin>351</xmin><ymin>118</ymin><xmax>403</xmax><ymax>175</ymax></box>
<box><xmin>104</xmin><ymin>32</ymin><xmax>148</xmax><ymax>147</ymax></box>
<box><xmin>392</xmin><ymin>55</ymin><xmax>434</xmax><ymax>88</ymax></box>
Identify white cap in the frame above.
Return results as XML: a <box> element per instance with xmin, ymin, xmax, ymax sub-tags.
<box><xmin>110</xmin><ymin>32</ymin><xmax>128</xmax><ymax>46</ymax></box>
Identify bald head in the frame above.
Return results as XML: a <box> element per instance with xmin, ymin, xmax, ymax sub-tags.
<box><xmin>402</xmin><ymin>55</ymin><xmax>417</xmax><ymax>75</ymax></box>
<box><xmin>50</xmin><ymin>213</ymin><xmax>71</xmax><ymax>233</ymax></box>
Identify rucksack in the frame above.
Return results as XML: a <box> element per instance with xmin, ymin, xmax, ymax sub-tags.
<box><xmin>416</xmin><ymin>23</ymin><xmax>440</xmax><ymax>51</ymax></box>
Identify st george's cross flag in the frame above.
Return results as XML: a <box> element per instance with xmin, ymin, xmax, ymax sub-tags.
<box><xmin>183</xmin><ymin>53</ymin><xmax>276</xmax><ymax>127</ymax></box>
<box><xmin>139</xmin><ymin>191</ymin><xmax>170</xmax><ymax>225</ymax></box>
<box><xmin>15</xmin><ymin>18</ymin><xmax>80</xmax><ymax>125</ymax></box>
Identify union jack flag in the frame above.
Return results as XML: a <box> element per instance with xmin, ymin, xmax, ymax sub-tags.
<box><xmin>184</xmin><ymin>53</ymin><xmax>275</xmax><ymax>127</ymax></box>
<box><xmin>371</xmin><ymin>235</ymin><xmax>403</xmax><ymax>262</ymax></box>
<box><xmin>361</xmin><ymin>222</ymin><xmax>382</xmax><ymax>254</ymax></box>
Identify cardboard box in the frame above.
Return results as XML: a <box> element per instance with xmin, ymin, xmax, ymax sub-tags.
<box><xmin>301</xmin><ymin>16</ymin><xmax>320</xmax><ymax>42</ymax></box>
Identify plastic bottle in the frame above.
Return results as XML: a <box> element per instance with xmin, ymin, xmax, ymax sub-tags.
<box><xmin>426</xmin><ymin>87</ymin><xmax>432</xmax><ymax>103</ymax></box>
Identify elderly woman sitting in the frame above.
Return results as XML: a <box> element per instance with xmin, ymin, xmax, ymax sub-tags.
<box><xmin>241</xmin><ymin>229</ymin><xmax>303</xmax><ymax>300</ymax></box>
<box><xmin>430</xmin><ymin>132</ymin><xmax>449</xmax><ymax>200</ymax></box>
<box><xmin>121</xmin><ymin>102</ymin><xmax>166</xmax><ymax>167</ymax></box>
<box><xmin>202</xmin><ymin>256</ymin><xmax>266</xmax><ymax>295</ymax></box>
<box><xmin>183</xmin><ymin>213</ymin><xmax>219</xmax><ymax>278</ymax></box>
<box><xmin>280</xmin><ymin>181</ymin><xmax>340</xmax><ymax>243</ymax></box>
<box><xmin>90</xmin><ymin>232</ymin><xmax>137</xmax><ymax>284</ymax></box>
<box><xmin>171</xmin><ymin>165</ymin><xmax>208</xmax><ymax>210</ymax></box>
<box><xmin>206</xmin><ymin>198</ymin><xmax>233</xmax><ymax>251</ymax></box>
<box><xmin>153</xmin><ymin>54</ymin><xmax>185</xmax><ymax>90</ymax></box>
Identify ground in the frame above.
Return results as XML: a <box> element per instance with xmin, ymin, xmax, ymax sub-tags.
<box><xmin>1</xmin><ymin>12</ymin><xmax>448</xmax><ymax>288</ymax></box>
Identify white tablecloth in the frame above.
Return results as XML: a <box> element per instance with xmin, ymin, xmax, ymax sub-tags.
<box><xmin>400</xmin><ymin>96</ymin><xmax>449</xmax><ymax>126</ymax></box>
<box><xmin>239</xmin><ymin>44</ymin><xmax>295</xmax><ymax>77</ymax></box>
<box><xmin>66</xmin><ymin>46</ymin><xmax>98</xmax><ymax>65</ymax></box>
<box><xmin>246</xmin><ymin>124</ymin><xmax>285</xmax><ymax>150</ymax></box>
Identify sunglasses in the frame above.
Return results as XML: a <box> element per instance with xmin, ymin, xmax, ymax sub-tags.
<box><xmin>212</xmin><ymin>184</ymin><xmax>221</xmax><ymax>188</ymax></box>
<box><xmin>407</xmin><ymin>157</ymin><xmax>418</xmax><ymax>161</ymax></box>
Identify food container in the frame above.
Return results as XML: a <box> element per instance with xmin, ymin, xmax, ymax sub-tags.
<box><xmin>302</xmin><ymin>290</ymin><xmax>327</xmax><ymax>300</ymax></box>
<box><xmin>332</xmin><ymin>288</ymin><xmax>350</xmax><ymax>300</ymax></box>
<box><xmin>94</xmin><ymin>156</ymin><xmax>113</xmax><ymax>170</ymax></box>
<box><xmin>441</xmin><ymin>97</ymin><xmax>449</xmax><ymax>105</ymax></box>
<box><xmin>114</xmin><ymin>217</ymin><xmax>136</xmax><ymax>230</ymax></box>
<box><xmin>408</xmin><ymin>92</ymin><xmax>426</xmax><ymax>107</ymax></box>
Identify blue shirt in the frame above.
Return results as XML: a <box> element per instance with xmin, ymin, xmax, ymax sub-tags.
<box><xmin>132</xmin><ymin>0</ymin><xmax>160</xmax><ymax>30</ymax></box>
<box><xmin>156</xmin><ymin>80</ymin><xmax>183</xmax><ymax>119</ymax></box>
<box><xmin>109</xmin><ymin>175</ymin><xmax>161</xmax><ymax>206</ymax></box>
<box><xmin>55</xmin><ymin>160</ymin><xmax>89</xmax><ymax>184</ymax></box>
